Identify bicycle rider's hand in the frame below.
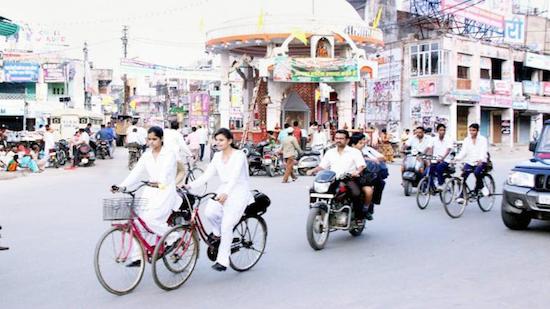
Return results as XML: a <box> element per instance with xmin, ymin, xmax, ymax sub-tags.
<box><xmin>111</xmin><ymin>185</ymin><xmax>122</xmax><ymax>193</ymax></box>
<box><xmin>216</xmin><ymin>193</ymin><xmax>228</xmax><ymax>205</ymax></box>
<box><xmin>148</xmin><ymin>182</ymin><xmax>160</xmax><ymax>188</ymax></box>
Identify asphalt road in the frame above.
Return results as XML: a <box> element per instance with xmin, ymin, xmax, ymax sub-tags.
<box><xmin>1</xmin><ymin>149</ymin><xmax>549</xmax><ymax>308</ymax></box>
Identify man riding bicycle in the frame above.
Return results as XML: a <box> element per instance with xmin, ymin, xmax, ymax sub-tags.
<box><xmin>454</xmin><ymin>123</ymin><xmax>489</xmax><ymax>203</ymax></box>
<box><xmin>307</xmin><ymin>130</ymin><xmax>366</xmax><ymax>221</ymax></box>
<box><xmin>431</xmin><ymin>124</ymin><xmax>453</xmax><ymax>190</ymax></box>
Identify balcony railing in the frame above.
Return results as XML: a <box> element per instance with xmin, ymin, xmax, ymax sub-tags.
<box><xmin>0</xmin><ymin>93</ymin><xmax>36</xmax><ymax>100</ymax></box>
<box><xmin>456</xmin><ymin>79</ymin><xmax>471</xmax><ymax>90</ymax></box>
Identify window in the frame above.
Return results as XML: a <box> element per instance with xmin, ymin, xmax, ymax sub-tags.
<box><xmin>543</xmin><ymin>70</ymin><xmax>550</xmax><ymax>82</ymax></box>
<box><xmin>410</xmin><ymin>42</ymin><xmax>441</xmax><ymax>76</ymax></box>
<box><xmin>480</xmin><ymin>69</ymin><xmax>491</xmax><ymax>79</ymax></box>
<box><xmin>491</xmin><ymin>58</ymin><xmax>504</xmax><ymax>80</ymax></box>
<box><xmin>457</xmin><ymin>66</ymin><xmax>470</xmax><ymax>79</ymax></box>
<box><xmin>52</xmin><ymin>86</ymin><xmax>64</xmax><ymax>95</ymax></box>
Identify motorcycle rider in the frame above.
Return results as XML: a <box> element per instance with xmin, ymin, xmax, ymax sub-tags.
<box><xmin>454</xmin><ymin>123</ymin><xmax>489</xmax><ymax>203</ymax></box>
<box><xmin>307</xmin><ymin>130</ymin><xmax>366</xmax><ymax>221</ymax></box>
<box><xmin>96</xmin><ymin>124</ymin><xmax>116</xmax><ymax>157</ymax></box>
<box><xmin>432</xmin><ymin>124</ymin><xmax>453</xmax><ymax>190</ymax></box>
<box><xmin>72</xmin><ymin>128</ymin><xmax>90</xmax><ymax>167</ymax></box>
<box><xmin>402</xmin><ymin>126</ymin><xmax>433</xmax><ymax>173</ymax></box>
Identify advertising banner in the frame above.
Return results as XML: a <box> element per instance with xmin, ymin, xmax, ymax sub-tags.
<box><xmin>2</xmin><ymin>61</ymin><xmax>40</xmax><ymax>82</ymax></box>
<box><xmin>410</xmin><ymin>77</ymin><xmax>437</xmax><ymax>96</ymax></box>
<box><xmin>480</xmin><ymin>94</ymin><xmax>512</xmax><ymax>108</ymax></box>
<box><xmin>525</xmin><ymin>52</ymin><xmax>550</xmax><ymax>70</ymax></box>
<box><xmin>273</xmin><ymin>56</ymin><xmax>359</xmax><ymax>83</ymax></box>
<box><xmin>42</xmin><ymin>63</ymin><xmax>65</xmax><ymax>83</ymax></box>
<box><xmin>493</xmin><ymin>80</ymin><xmax>511</xmax><ymax>95</ymax></box>
<box><xmin>523</xmin><ymin>81</ymin><xmax>540</xmax><ymax>95</ymax></box>
<box><xmin>542</xmin><ymin>82</ymin><xmax>550</xmax><ymax>96</ymax></box>
<box><xmin>189</xmin><ymin>92</ymin><xmax>210</xmax><ymax>127</ymax></box>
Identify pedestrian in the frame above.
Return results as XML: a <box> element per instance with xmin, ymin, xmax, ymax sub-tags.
<box><xmin>114</xmin><ymin>126</ymin><xmax>182</xmax><ymax>267</ymax></box>
<box><xmin>185</xmin><ymin>128</ymin><xmax>254</xmax><ymax>271</ymax></box>
<box><xmin>307</xmin><ymin>121</ymin><xmax>318</xmax><ymax>145</ymax></box>
<box><xmin>186</xmin><ymin>126</ymin><xmax>201</xmax><ymax>164</ymax></box>
<box><xmin>292</xmin><ymin>121</ymin><xmax>302</xmax><ymax>142</ymax></box>
<box><xmin>277</xmin><ymin>123</ymin><xmax>290</xmax><ymax>143</ymax></box>
<box><xmin>380</xmin><ymin>129</ymin><xmax>394</xmax><ymax>163</ymax></box>
<box><xmin>0</xmin><ymin>124</ymin><xmax>8</xmax><ymax>149</ymax></box>
<box><xmin>43</xmin><ymin>125</ymin><xmax>56</xmax><ymax>155</ymax></box>
<box><xmin>281</xmin><ymin>127</ymin><xmax>302</xmax><ymax>183</ymax></box>
<box><xmin>164</xmin><ymin>121</ymin><xmax>192</xmax><ymax>185</ymax></box>
<box><xmin>198</xmin><ymin>125</ymin><xmax>208</xmax><ymax>161</ymax></box>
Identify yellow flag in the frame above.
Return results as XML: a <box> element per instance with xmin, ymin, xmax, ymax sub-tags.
<box><xmin>257</xmin><ymin>9</ymin><xmax>265</xmax><ymax>31</ymax></box>
<box><xmin>199</xmin><ymin>17</ymin><xmax>205</xmax><ymax>33</ymax></box>
<box><xmin>129</xmin><ymin>100</ymin><xmax>137</xmax><ymax>110</ymax></box>
<box><xmin>373</xmin><ymin>7</ymin><xmax>383</xmax><ymax>29</ymax></box>
<box><xmin>291</xmin><ymin>28</ymin><xmax>308</xmax><ymax>45</ymax></box>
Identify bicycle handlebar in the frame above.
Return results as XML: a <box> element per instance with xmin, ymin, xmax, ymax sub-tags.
<box><xmin>111</xmin><ymin>181</ymin><xmax>154</xmax><ymax>195</ymax></box>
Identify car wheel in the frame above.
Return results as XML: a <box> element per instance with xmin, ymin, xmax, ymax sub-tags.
<box><xmin>501</xmin><ymin>207</ymin><xmax>531</xmax><ymax>230</ymax></box>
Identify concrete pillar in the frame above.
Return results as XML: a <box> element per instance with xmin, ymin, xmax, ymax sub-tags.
<box><xmin>219</xmin><ymin>53</ymin><xmax>231</xmax><ymax>128</ymax></box>
<box><xmin>356</xmin><ymin>82</ymin><xmax>366</xmax><ymax>129</ymax></box>
<box><xmin>469</xmin><ymin>104</ymin><xmax>481</xmax><ymax>126</ymax></box>
<box><xmin>449</xmin><ymin>101</ymin><xmax>458</xmax><ymax>141</ymax></box>
<box><xmin>333</xmin><ymin>83</ymin><xmax>353</xmax><ymax>129</ymax></box>
<box><xmin>266</xmin><ymin>82</ymin><xmax>283</xmax><ymax>130</ymax></box>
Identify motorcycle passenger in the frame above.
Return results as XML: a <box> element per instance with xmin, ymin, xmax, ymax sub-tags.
<box><xmin>72</xmin><ymin>128</ymin><xmax>90</xmax><ymax>167</ymax></box>
<box><xmin>307</xmin><ymin>130</ymin><xmax>366</xmax><ymax>221</ymax></box>
<box><xmin>113</xmin><ymin>126</ymin><xmax>182</xmax><ymax>267</ymax></box>
<box><xmin>454</xmin><ymin>123</ymin><xmax>489</xmax><ymax>203</ymax></box>
<box><xmin>431</xmin><ymin>124</ymin><xmax>453</xmax><ymax>190</ymax></box>
<box><xmin>96</xmin><ymin>124</ymin><xmax>116</xmax><ymax>157</ymax></box>
<box><xmin>402</xmin><ymin>126</ymin><xmax>433</xmax><ymax>174</ymax></box>
<box><xmin>185</xmin><ymin>128</ymin><xmax>254</xmax><ymax>272</ymax></box>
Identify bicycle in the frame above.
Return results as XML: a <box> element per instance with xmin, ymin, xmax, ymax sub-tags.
<box><xmin>94</xmin><ymin>181</ymin><xmax>186</xmax><ymax>295</ymax></box>
<box><xmin>416</xmin><ymin>155</ymin><xmax>456</xmax><ymax>210</ymax></box>
<box><xmin>184</xmin><ymin>157</ymin><xmax>207</xmax><ymax>195</ymax></box>
<box><xmin>441</xmin><ymin>163</ymin><xmax>496</xmax><ymax>218</ymax></box>
<box><xmin>151</xmin><ymin>189</ymin><xmax>269</xmax><ymax>291</ymax></box>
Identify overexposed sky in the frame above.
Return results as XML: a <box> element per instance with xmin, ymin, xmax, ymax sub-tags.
<box><xmin>1</xmin><ymin>0</ymin><xmax>218</xmax><ymax>69</ymax></box>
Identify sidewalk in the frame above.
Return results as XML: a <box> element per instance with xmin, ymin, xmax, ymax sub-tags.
<box><xmin>0</xmin><ymin>171</ymin><xmax>30</xmax><ymax>181</ymax></box>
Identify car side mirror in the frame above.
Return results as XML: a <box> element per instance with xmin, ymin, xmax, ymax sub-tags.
<box><xmin>529</xmin><ymin>141</ymin><xmax>537</xmax><ymax>152</ymax></box>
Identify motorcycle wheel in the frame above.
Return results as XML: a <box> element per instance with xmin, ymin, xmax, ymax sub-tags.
<box><xmin>349</xmin><ymin>222</ymin><xmax>365</xmax><ymax>237</ymax></box>
<box><xmin>306</xmin><ymin>207</ymin><xmax>329</xmax><ymax>250</ymax></box>
<box><xmin>298</xmin><ymin>168</ymin><xmax>308</xmax><ymax>176</ymax></box>
<box><xmin>403</xmin><ymin>180</ymin><xmax>412</xmax><ymax>196</ymax></box>
<box><xmin>267</xmin><ymin>165</ymin><xmax>275</xmax><ymax>177</ymax></box>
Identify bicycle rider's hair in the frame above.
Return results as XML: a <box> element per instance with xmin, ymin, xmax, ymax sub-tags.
<box><xmin>214</xmin><ymin>128</ymin><xmax>239</xmax><ymax>149</ymax></box>
<box><xmin>147</xmin><ymin>126</ymin><xmax>164</xmax><ymax>139</ymax></box>
<box><xmin>348</xmin><ymin>132</ymin><xmax>365</xmax><ymax>147</ymax></box>
<box><xmin>436</xmin><ymin>123</ymin><xmax>446</xmax><ymax>131</ymax></box>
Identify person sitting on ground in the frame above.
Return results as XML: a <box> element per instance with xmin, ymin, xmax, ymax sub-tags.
<box><xmin>7</xmin><ymin>154</ymin><xmax>19</xmax><ymax>172</ymax></box>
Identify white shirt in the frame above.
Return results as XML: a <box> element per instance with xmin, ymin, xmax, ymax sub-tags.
<box><xmin>163</xmin><ymin>129</ymin><xmax>192</xmax><ymax>161</ymax></box>
<box><xmin>432</xmin><ymin>135</ymin><xmax>453</xmax><ymax>162</ymax></box>
<box><xmin>79</xmin><ymin>132</ymin><xmax>90</xmax><ymax>144</ymax></box>
<box><xmin>455</xmin><ymin>135</ymin><xmax>489</xmax><ymax>165</ymax></box>
<box><xmin>319</xmin><ymin>146</ymin><xmax>366</xmax><ymax>177</ymax></box>
<box><xmin>187</xmin><ymin>131</ymin><xmax>201</xmax><ymax>150</ymax></box>
<box><xmin>311</xmin><ymin>130</ymin><xmax>328</xmax><ymax>147</ymax></box>
<box><xmin>126</xmin><ymin>125</ymin><xmax>137</xmax><ymax>136</ymax></box>
<box><xmin>126</xmin><ymin>131</ymin><xmax>145</xmax><ymax>145</ymax></box>
<box><xmin>406</xmin><ymin>135</ymin><xmax>433</xmax><ymax>154</ymax></box>
<box><xmin>198</xmin><ymin>128</ymin><xmax>208</xmax><ymax>144</ymax></box>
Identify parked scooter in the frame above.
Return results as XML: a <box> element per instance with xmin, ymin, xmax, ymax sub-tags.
<box><xmin>245</xmin><ymin>141</ymin><xmax>268</xmax><ymax>176</ymax></box>
<box><xmin>402</xmin><ymin>148</ymin><xmax>425</xmax><ymax>196</ymax></box>
<box><xmin>297</xmin><ymin>144</ymin><xmax>324</xmax><ymax>176</ymax></box>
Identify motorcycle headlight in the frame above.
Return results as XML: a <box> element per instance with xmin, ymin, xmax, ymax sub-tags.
<box><xmin>507</xmin><ymin>171</ymin><xmax>535</xmax><ymax>188</ymax></box>
<box><xmin>313</xmin><ymin>182</ymin><xmax>330</xmax><ymax>193</ymax></box>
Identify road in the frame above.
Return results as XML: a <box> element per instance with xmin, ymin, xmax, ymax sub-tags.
<box><xmin>1</xmin><ymin>149</ymin><xmax>549</xmax><ymax>308</ymax></box>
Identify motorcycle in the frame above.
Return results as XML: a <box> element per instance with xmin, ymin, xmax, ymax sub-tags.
<box><xmin>96</xmin><ymin>140</ymin><xmax>111</xmax><ymax>160</ymax></box>
<box><xmin>402</xmin><ymin>148</ymin><xmax>425</xmax><ymax>196</ymax></box>
<box><xmin>127</xmin><ymin>142</ymin><xmax>142</xmax><ymax>170</ymax></box>
<box><xmin>297</xmin><ymin>144</ymin><xmax>324</xmax><ymax>176</ymax></box>
<box><xmin>48</xmin><ymin>142</ymin><xmax>69</xmax><ymax>168</ymax></box>
<box><xmin>244</xmin><ymin>142</ymin><xmax>268</xmax><ymax>176</ymax></box>
<box><xmin>262</xmin><ymin>145</ymin><xmax>284</xmax><ymax>177</ymax></box>
<box><xmin>0</xmin><ymin>225</ymin><xmax>8</xmax><ymax>251</ymax></box>
<box><xmin>76</xmin><ymin>144</ymin><xmax>96</xmax><ymax>167</ymax></box>
<box><xmin>306</xmin><ymin>171</ymin><xmax>366</xmax><ymax>250</ymax></box>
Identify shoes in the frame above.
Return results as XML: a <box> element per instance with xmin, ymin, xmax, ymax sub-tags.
<box><xmin>0</xmin><ymin>246</ymin><xmax>9</xmax><ymax>251</ymax></box>
<box><xmin>126</xmin><ymin>260</ymin><xmax>141</xmax><ymax>268</ymax></box>
<box><xmin>456</xmin><ymin>197</ymin><xmax>465</xmax><ymax>204</ymax></box>
<box><xmin>481</xmin><ymin>187</ymin><xmax>490</xmax><ymax>197</ymax></box>
<box><xmin>211</xmin><ymin>262</ymin><xmax>227</xmax><ymax>272</ymax></box>
<box><xmin>365</xmin><ymin>213</ymin><xmax>373</xmax><ymax>221</ymax></box>
<box><xmin>292</xmin><ymin>177</ymin><xmax>298</xmax><ymax>182</ymax></box>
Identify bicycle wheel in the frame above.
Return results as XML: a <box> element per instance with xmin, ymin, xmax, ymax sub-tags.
<box><xmin>416</xmin><ymin>177</ymin><xmax>431</xmax><ymax>210</ymax></box>
<box><xmin>94</xmin><ymin>226</ymin><xmax>145</xmax><ymax>295</ymax></box>
<box><xmin>477</xmin><ymin>174</ymin><xmax>496</xmax><ymax>212</ymax></box>
<box><xmin>443</xmin><ymin>179</ymin><xmax>467</xmax><ymax>219</ymax></box>
<box><xmin>440</xmin><ymin>177</ymin><xmax>460</xmax><ymax>205</ymax></box>
<box><xmin>152</xmin><ymin>225</ymin><xmax>199</xmax><ymax>291</ymax></box>
<box><xmin>229</xmin><ymin>215</ymin><xmax>267</xmax><ymax>272</ymax></box>
<box><xmin>186</xmin><ymin>168</ymin><xmax>207</xmax><ymax>195</ymax></box>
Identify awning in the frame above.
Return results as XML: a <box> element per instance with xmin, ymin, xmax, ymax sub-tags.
<box><xmin>282</xmin><ymin>91</ymin><xmax>310</xmax><ymax>111</ymax></box>
<box><xmin>0</xmin><ymin>18</ymin><xmax>19</xmax><ymax>37</ymax></box>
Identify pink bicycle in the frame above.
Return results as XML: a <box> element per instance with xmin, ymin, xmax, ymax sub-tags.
<box><xmin>94</xmin><ymin>181</ymin><xmax>186</xmax><ymax>295</ymax></box>
<box><xmin>150</xmin><ymin>188</ymin><xmax>270</xmax><ymax>291</ymax></box>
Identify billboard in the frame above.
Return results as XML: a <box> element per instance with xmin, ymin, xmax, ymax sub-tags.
<box><xmin>189</xmin><ymin>92</ymin><xmax>210</xmax><ymax>127</ymax></box>
<box><xmin>273</xmin><ymin>56</ymin><xmax>359</xmax><ymax>83</ymax></box>
<box><xmin>42</xmin><ymin>63</ymin><xmax>65</xmax><ymax>83</ymax></box>
<box><xmin>2</xmin><ymin>61</ymin><xmax>40</xmax><ymax>82</ymax></box>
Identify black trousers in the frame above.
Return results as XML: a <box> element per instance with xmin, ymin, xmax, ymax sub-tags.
<box><xmin>199</xmin><ymin>144</ymin><xmax>205</xmax><ymax>161</ymax></box>
<box><xmin>343</xmin><ymin>179</ymin><xmax>364</xmax><ymax>220</ymax></box>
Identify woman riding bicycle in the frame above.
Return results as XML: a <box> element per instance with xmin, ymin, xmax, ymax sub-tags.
<box><xmin>113</xmin><ymin>126</ymin><xmax>182</xmax><ymax>267</ymax></box>
<box><xmin>184</xmin><ymin>128</ymin><xmax>253</xmax><ymax>272</ymax></box>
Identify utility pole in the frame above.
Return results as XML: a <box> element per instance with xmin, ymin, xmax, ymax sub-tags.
<box><xmin>83</xmin><ymin>41</ymin><xmax>90</xmax><ymax>110</ymax></box>
<box><xmin>121</xmin><ymin>25</ymin><xmax>129</xmax><ymax>115</ymax></box>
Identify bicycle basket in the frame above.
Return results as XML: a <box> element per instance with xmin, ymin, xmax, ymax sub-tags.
<box><xmin>245</xmin><ymin>190</ymin><xmax>271</xmax><ymax>216</ymax></box>
<box><xmin>102</xmin><ymin>198</ymin><xmax>146</xmax><ymax>221</ymax></box>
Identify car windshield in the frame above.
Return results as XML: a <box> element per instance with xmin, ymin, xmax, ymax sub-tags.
<box><xmin>536</xmin><ymin>126</ymin><xmax>550</xmax><ymax>153</ymax></box>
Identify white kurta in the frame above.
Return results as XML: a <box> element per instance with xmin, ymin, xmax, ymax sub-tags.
<box><xmin>120</xmin><ymin>146</ymin><xmax>182</xmax><ymax>236</ymax></box>
<box><xmin>188</xmin><ymin>149</ymin><xmax>254</xmax><ymax>267</ymax></box>
<box><xmin>44</xmin><ymin>131</ymin><xmax>56</xmax><ymax>152</ymax></box>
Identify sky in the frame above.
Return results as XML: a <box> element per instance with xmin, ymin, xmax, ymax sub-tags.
<box><xmin>1</xmin><ymin>0</ymin><xmax>217</xmax><ymax>70</ymax></box>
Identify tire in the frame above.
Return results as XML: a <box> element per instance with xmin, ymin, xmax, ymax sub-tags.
<box><xmin>267</xmin><ymin>165</ymin><xmax>275</xmax><ymax>177</ymax></box>
<box><xmin>298</xmin><ymin>168</ymin><xmax>308</xmax><ymax>176</ymax></box>
<box><xmin>152</xmin><ymin>225</ymin><xmax>199</xmax><ymax>291</ymax></box>
<box><xmin>306</xmin><ymin>207</ymin><xmax>330</xmax><ymax>250</ymax></box>
<box><xmin>501</xmin><ymin>207</ymin><xmax>531</xmax><ymax>230</ymax></box>
<box><xmin>94</xmin><ymin>226</ymin><xmax>145</xmax><ymax>296</ymax></box>
<box><xmin>248</xmin><ymin>166</ymin><xmax>254</xmax><ymax>176</ymax></box>
<box><xmin>186</xmin><ymin>168</ymin><xmax>206</xmax><ymax>195</ymax></box>
<box><xmin>443</xmin><ymin>179</ymin><xmax>467</xmax><ymax>219</ymax></box>
<box><xmin>349</xmin><ymin>222</ymin><xmax>365</xmax><ymax>237</ymax></box>
<box><xmin>416</xmin><ymin>177</ymin><xmax>431</xmax><ymax>210</ymax></box>
<box><xmin>477</xmin><ymin>174</ymin><xmax>496</xmax><ymax>212</ymax></box>
<box><xmin>403</xmin><ymin>180</ymin><xmax>412</xmax><ymax>196</ymax></box>
<box><xmin>229</xmin><ymin>215</ymin><xmax>268</xmax><ymax>272</ymax></box>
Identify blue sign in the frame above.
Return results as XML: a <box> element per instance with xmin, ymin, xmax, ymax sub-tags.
<box><xmin>2</xmin><ymin>61</ymin><xmax>40</xmax><ymax>82</ymax></box>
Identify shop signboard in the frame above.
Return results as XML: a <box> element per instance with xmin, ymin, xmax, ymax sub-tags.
<box><xmin>188</xmin><ymin>92</ymin><xmax>210</xmax><ymax>127</ymax></box>
<box><xmin>2</xmin><ymin>61</ymin><xmax>40</xmax><ymax>82</ymax></box>
<box><xmin>542</xmin><ymin>82</ymin><xmax>550</xmax><ymax>96</ymax></box>
<box><xmin>493</xmin><ymin>80</ymin><xmax>511</xmax><ymax>95</ymax></box>
<box><xmin>410</xmin><ymin>77</ymin><xmax>438</xmax><ymax>96</ymax></box>
<box><xmin>480</xmin><ymin>94</ymin><xmax>512</xmax><ymax>108</ymax></box>
<box><xmin>273</xmin><ymin>56</ymin><xmax>359</xmax><ymax>83</ymax></box>
<box><xmin>42</xmin><ymin>63</ymin><xmax>65</xmax><ymax>83</ymax></box>
<box><xmin>501</xmin><ymin>120</ymin><xmax>511</xmax><ymax>135</ymax></box>
<box><xmin>449</xmin><ymin>92</ymin><xmax>480</xmax><ymax>102</ymax></box>
<box><xmin>523</xmin><ymin>81</ymin><xmax>540</xmax><ymax>95</ymax></box>
<box><xmin>512</xmin><ymin>100</ymin><xmax>528</xmax><ymax>110</ymax></box>
<box><xmin>525</xmin><ymin>52</ymin><xmax>550</xmax><ymax>70</ymax></box>
<box><xmin>501</xmin><ymin>15</ymin><xmax>525</xmax><ymax>45</ymax></box>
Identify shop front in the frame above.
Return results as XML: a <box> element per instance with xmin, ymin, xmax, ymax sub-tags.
<box><xmin>479</xmin><ymin>94</ymin><xmax>513</xmax><ymax>146</ymax></box>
